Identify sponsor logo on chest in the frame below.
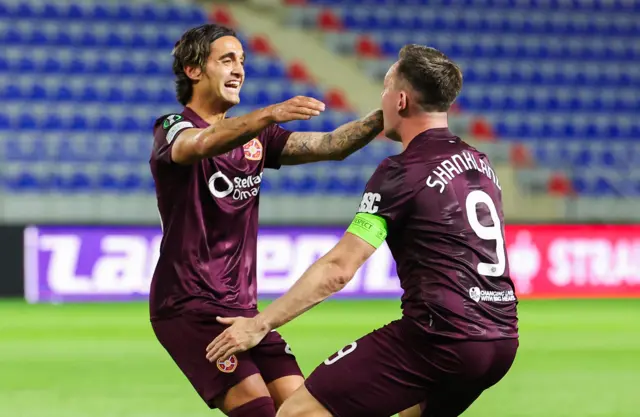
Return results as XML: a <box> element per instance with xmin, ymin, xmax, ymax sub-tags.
<box><xmin>208</xmin><ymin>171</ymin><xmax>263</xmax><ymax>201</ymax></box>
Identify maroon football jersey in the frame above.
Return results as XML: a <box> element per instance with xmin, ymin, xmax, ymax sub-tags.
<box><xmin>358</xmin><ymin>128</ymin><xmax>518</xmax><ymax>340</ymax></box>
<box><xmin>149</xmin><ymin>107</ymin><xmax>291</xmax><ymax>320</ymax></box>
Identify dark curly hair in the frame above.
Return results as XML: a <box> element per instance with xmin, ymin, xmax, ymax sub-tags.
<box><xmin>172</xmin><ymin>24</ymin><xmax>237</xmax><ymax>106</ymax></box>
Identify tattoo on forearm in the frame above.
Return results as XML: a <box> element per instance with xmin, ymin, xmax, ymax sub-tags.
<box><xmin>280</xmin><ymin>110</ymin><xmax>384</xmax><ymax>164</ymax></box>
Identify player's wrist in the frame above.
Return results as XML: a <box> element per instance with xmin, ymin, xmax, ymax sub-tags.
<box><xmin>253</xmin><ymin>315</ymin><xmax>272</xmax><ymax>334</ymax></box>
<box><xmin>261</xmin><ymin>105</ymin><xmax>278</xmax><ymax>125</ymax></box>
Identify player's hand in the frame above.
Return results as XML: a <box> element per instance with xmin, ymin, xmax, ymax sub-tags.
<box><xmin>205</xmin><ymin>316</ymin><xmax>269</xmax><ymax>363</ymax></box>
<box><xmin>268</xmin><ymin>96</ymin><xmax>326</xmax><ymax>123</ymax></box>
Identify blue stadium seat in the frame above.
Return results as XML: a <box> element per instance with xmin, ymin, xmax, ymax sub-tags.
<box><xmin>267</xmin><ymin>61</ymin><xmax>286</xmax><ymax>78</ymax></box>
<box><xmin>0</xmin><ymin>1</ymin><xmax>450</xmax><ymax>196</ymax></box>
<box><xmin>115</xmin><ymin>5</ymin><xmax>134</xmax><ymax>21</ymax></box>
<box><xmin>40</xmin><ymin>114</ymin><xmax>60</xmax><ymax>130</ymax></box>
<box><xmin>68</xmin><ymin>58</ymin><xmax>87</xmax><ymax>74</ymax></box>
<box><xmin>118</xmin><ymin>116</ymin><xmax>141</xmax><ymax>132</ymax></box>
<box><xmin>140</xmin><ymin>4</ymin><xmax>159</xmax><ymax>22</ymax></box>
<box><xmin>43</xmin><ymin>4</ymin><xmax>60</xmax><ymax>18</ymax></box>
<box><xmin>7</xmin><ymin>172</ymin><xmax>42</xmax><ymax>191</ymax></box>
<box><xmin>18</xmin><ymin>114</ymin><xmax>38</xmax><ymax>130</ymax></box>
<box><xmin>144</xmin><ymin>60</ymin><xmax>163</xmax><ymax>75</ymax></box>
<box><xmin>18</xmin><ymin>57</ymin><xmax>36</xmax><ymax>72</ymax></box>
<box><xmin>68</xmin><ymin>4</ymin><xmax>85</xmax><ymax>19</ymax></box>
<box><xmin>55</xmin><ymin>86</ymin><xmax>73</xmax><ymax>101</ymax></box>
<box><xmin>49</xmin><ymin>172</ymin><xmax>65</xmax><ymax>190</ymax></box>
<box><xmin>95</xmin><ymin>115</ymin><xmax>115</xmax><ymax>131</ymax></box>
<box><xmin>121</xmin><ymin>172</ymin><xmax>143</xmax><ymax>191</ymax></box>
<box><xmin>71</xmin><ymin>115</ymin><xmax>89</xmax><ymax>131</ymax></box>
<box><xmin>259</xmin><ymin>175</ymin><xmax>274</xmax><ymax>193</ymax></box>
<box><xmin>129</xmin><ymin>88</ymin><xmax>150</xmax><ymax>103</ymax></box>
<box><xmin>158</xmin><ymin>88</ymin><xmax>175</xmax><ymax>103</ymax></box>
<box><xmin>91</xmin><ymin>5</ymin><xmax>110</xmax><ymax>20</ymax></box>
<box><xmin>16</xmin><ymin>3</ymin><xmax>34</xmax><ymax>18</ymax></box>
<box><xmin>69</xmin><ymin>172</ymin><xmax>93</xmax><ymax>191</ymax></box>
<box><xmin>103</xmin><ymin>142</ymin><xmax>125</xmax><ymax>162</ymax></box>
<box><xmin>98</xmin><ymin>172</ymin><xmax>120</xmax><ymax>191</ymax></box>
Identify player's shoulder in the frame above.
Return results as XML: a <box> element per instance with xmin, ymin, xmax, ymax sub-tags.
<box><xmin>153</xmin><ymin>112</ymin><xmax>198</xmax><ymax>144</ymax></box>
<box><xmin>455</xmin><ymin>137</ymin><xmax>491</xmax><ymax>158</ymax></box>
<box><xmin>425</xmin><ymin>136</ymin><xmax>490</xmax><ymax>164</ymax></box>
<box><xmin>375</xmin><ymin>154</ymin><xmax>406</xmax><ymax>176</ymax></box>
<box><xmin>154</xmin><ymin>112</ymin><xmax>195</xmax><ymax>130</ymax></box>
<box><xmin>366</xmin><ymin>155</ymin><xmax>409</xmax><ymax>192</ymax></box>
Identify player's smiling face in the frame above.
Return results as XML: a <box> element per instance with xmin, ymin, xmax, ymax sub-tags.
<box><xmin>381</xmin><ymin>63</ymin><xmax>406</xmax><ymax>142</ymax></box>
<box><xmin>201</xmin><ymin>36</ymin><xmax>245</xmax><ymax>108</ymax></box>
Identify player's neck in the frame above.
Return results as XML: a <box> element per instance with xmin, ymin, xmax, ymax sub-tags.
<box><xmin>399</xmin><ymin>112</ymin><xmax>448</xmax><ymax>149</ymax></box>
<box><xmin>186</xmin><ymin>96</ymin><xmax>228</xmax><ymax>125</ymax></box>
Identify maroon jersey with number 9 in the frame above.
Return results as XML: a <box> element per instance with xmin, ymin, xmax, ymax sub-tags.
<box><xmin>357</xmin><ymin>128</ymin><xmax>518</xmax><ymax>340</ymax></box>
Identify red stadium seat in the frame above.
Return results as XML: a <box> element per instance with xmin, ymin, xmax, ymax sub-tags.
<box><xmin>548</xmin><ymin>173</ymin><xmax>573</xmax><ymax>196</ymax></box>
<box><xmin>324</xmin><ymin>88</ymin><xmax>351</xmax><ymax>111</ymax></box>
<box><xmin>287</xmin><ymin>61</ymin><xmax>313</xmax><ymax>83</ymax></box>
<box><xmin>355</xmin><ymin>35</ymin><xmax>381</xmax><ymax>58</ymax></box>
<box><xmin>470</xmin><ymin>118</ymin><xmax>495</xmax><ymax>141</ymax></box>
<box><xmin>209</xmin><ymin>7</ymin><xmax>235</xmax><ymax>27</ymax></box>
<box><xmin>510</xmin><ymin>143</ymin><xmax>533</xmax><ymax>167</ymax></box>
<box><xmin>249</xmin><ymin>35</ymin><xmax>274</xmax><ymax>56</ymax></box>
<box><xmin>317</xmin><ymin>9</ymin><xmax>342</xmax><ymax>32</ymax></box>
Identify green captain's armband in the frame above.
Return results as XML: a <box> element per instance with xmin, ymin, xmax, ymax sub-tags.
<box><xmin>346</xmin><ymin>213</ymin><xmax>388</xmax><ymax>249</ymax></box>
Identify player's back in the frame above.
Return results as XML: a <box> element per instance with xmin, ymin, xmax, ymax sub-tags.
<box><xmin>360</xmin><ymin>128</ymin><xmax>518</xmax><ymax>340</ymax></box>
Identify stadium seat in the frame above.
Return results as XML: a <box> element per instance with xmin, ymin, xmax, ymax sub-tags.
<box><xmin>355</xmin><ymin>35</ymin><xmax>382</xmax><ymax>57</ymax></box>
<box><xmin>249</xmin><ymin>35</ymin><xmax>274</xmax><ymax>55</ymax></box>
<box><xmin>0</xmin><ymin>1</ymin><xmax>480</xmax><ymax>196</ymax></box>
<box><xmin>547</xmin><ymin>173</ymin><xmax>572</xmax><ymax>195</ymax></box>
<box><xmin>210</xmin><ymin>7</ymin><xmax>234</xmax><ymax>27</ymax></box>
<box><xmin>324</xmin><ymin>88</ymin><xmax>350</xmax><ymax>111</ymax></box>
<box><xmin>282</xmin><ymin>0</ymin><xmax>640</xmax><ymax>199</ymax></box>
<box><xmin>318</xmin><ymin>8</ymin><xmax>342</xmax><ymax>31</ymax></box>
<box><xmin>287</xmin><ymin>61</ymin><xmax>313</xmax><ymax>83</ymax></box>
<box><xmin>7</xmin><ymin>172</ymin><xmax>42</xmax><ymax>191</ymax></box>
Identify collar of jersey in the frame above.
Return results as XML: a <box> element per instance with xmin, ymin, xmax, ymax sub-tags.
<box><xmin>182</xmin><ymin>106</ymin><xmax>210</xmax><ymax>128</ymax></box>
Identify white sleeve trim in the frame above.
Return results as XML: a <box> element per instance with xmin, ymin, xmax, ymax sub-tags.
<box><xmin>166</xmin><ymin>121</ymin><xmax>194</xmax><ymax>143</ymax></box>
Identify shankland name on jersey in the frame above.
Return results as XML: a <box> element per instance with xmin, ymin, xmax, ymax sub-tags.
<box><xmin>355</xmin><ymin>128</ymin><xmax>518</xmax><ymax>341</ymax></box>
<box><xmin>426</xmin><ymin>150</ymin><xmax>501</xmax><ymax>193</ymax></box>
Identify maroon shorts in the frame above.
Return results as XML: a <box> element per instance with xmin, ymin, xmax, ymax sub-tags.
<box><xmin>152</xmin><ymin>310</ymin><xmax>303</xmax><ymax>409</ymax></box>
<box><xmin>305</xmin><ymin>317</ymin><xmax>518</xmax><ymax>417</ymax></box>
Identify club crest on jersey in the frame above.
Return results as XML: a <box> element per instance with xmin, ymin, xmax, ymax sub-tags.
<box><xmin>162</xmin><ymin>114</ymin><xmax>183</xmax><ymax>130</ymax></box>
<box><xmin>243</xmin><ymin>138</ymin><xmax>263</xmax><ymax>161</ymax></box>
<box><xmin>217</xmin><ymin>355</ymin><xmax>238</xmax><ymax>373</ymax></box>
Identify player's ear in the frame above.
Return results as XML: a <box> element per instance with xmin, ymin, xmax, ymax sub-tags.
<box><xmin>398</xmin><ymin>91</ymin><xmax>409</xmax><ymax>114</ymax></box>
<box><xmin>184</xmin><ymin>65</ymin><xmax>203</xmax><ymax>81</ymax></box>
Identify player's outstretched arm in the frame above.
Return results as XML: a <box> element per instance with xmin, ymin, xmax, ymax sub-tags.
<box><xmin>205</xmin><ymin>213</ymin><xmax>387</xmax><ymax>363</ymax></box>
<box><xmin>254</xmin><ymin>232</ymin><xmax>377</xmax><ymax>329</ymax></box>
<box><xmin>278</xmin><ymin>109</ymin><xmax>384</xmax><ymax>165</ymax></box>
<box><xmin>170</xmin><ymin>96</ymin><xmax>325</xmax><ymax>164</ymax></box>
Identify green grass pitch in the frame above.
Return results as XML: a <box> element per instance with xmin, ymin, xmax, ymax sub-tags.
<box><xmin>1</xmin><ymin>298</ymin><xmax>639</xmax><ymax>417</ymax></box>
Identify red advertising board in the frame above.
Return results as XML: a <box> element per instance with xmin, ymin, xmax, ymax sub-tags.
<box><xmin>506</xmin><ymin>225</ymin><xmax>640</xmax><ymax>298</ymax></box>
